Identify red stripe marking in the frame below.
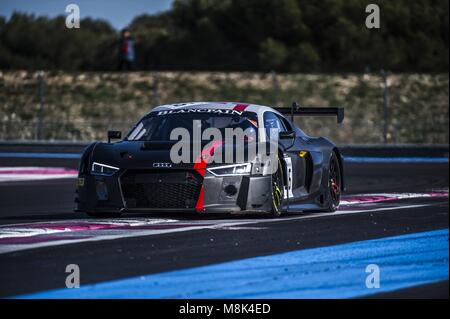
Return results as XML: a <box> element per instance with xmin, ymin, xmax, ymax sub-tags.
<box><xmin>192</xmin><ymin>140</ymin><xmax>224</xmax><ymax>212</ymax></box>
<box><xmin>195</xmin><ymin>186</ymin><xmax>205</xmax><ymax>212</ymax></box>
<box><xmin>193</xmin><ymin>160</ymin><xmax>205</xmax><ymax>211</ymax></box>
<box><xmin>233</xmin><ymin>103</ymin><xmax>249</xmax><ymax>111</ymax></box>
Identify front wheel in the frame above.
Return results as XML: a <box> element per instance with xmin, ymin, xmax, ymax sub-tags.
<box><xmin>270</xmin><ymin>159</ymin><xmax>285</xmax><ymax>217</ymax></box>
<box><xmin>324</xmin><ymin>152</ymin><xmax>342</xmax><ymax>212</ymax></box>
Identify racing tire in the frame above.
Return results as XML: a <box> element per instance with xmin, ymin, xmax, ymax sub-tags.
<box><xmin>324</xmin><ymin>152</ymin><xmax>342</xmax><ymax>212</ymax></box>
<box><xmin>270</xmin><ymin>158</ymin><xmax>285</xmax><ymax>217</ymax></box>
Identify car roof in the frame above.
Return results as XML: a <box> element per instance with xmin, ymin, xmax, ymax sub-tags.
<box><xmin>150</xmin><ymin>102</ymin><xmax>282</xmax><ymax>118</ymax></box>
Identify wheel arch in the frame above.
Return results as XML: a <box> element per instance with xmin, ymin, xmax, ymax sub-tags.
<box><xmin>332</xmin><ymin>147</ymin><xmax>345</xmax><ymax>192</ymax></box>
<box><xmin>79</xmin><ymin>142</ymin><xmax>98</xmax><ymax>175</ymax></box>
<box><xmin>278</xmin><ymin>148</ymin><xmax>287</xmax><ymax>185</ymax></box>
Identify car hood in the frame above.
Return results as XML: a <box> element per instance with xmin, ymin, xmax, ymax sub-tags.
<box><xmin>91</xmin><ymin>141</ymin><xmax>186</xmax><ymax>170</ymax></box>
<box><xmin>90</xmin><ymin>140</ymin><xmax>259</xmax><ymax>170</ymax></box>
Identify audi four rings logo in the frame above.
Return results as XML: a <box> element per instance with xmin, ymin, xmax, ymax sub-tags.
<box><xmin>153</xmin><ymin>162</ymin><xmax>172</xmax><ymax>168</ymax></box>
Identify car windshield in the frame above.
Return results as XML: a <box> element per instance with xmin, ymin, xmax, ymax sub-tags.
<box><xmin>126</xmin><ymin>110</ymin><xmax>258</xmax><ymax>142</ymax></box>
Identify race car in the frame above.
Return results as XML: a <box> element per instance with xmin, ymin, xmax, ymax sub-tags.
<box><xmin>76</xmin><ymin>101</ymin><xmax>345</xmax><ymax>217</ymax></box>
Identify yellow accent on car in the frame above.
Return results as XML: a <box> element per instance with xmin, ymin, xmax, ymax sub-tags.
<box><xmin>78</xmin><ymin>178</ymin><xmax>85</xmax><ymax>187</ymax></box>
<box><xmin>299</xmin><ymin>151</ymin><xmax>308</xmax><ymax>158</ymax></box>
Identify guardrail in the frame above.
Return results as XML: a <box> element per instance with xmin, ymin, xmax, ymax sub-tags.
<box><xmin>340</xmin><ymin>144</ymin><xmax>449</xmax><ymax>158</ymax></box>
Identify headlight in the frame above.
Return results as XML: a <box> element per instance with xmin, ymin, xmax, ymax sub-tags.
<box><xmin>91</xmin><ymin>162</ymin><xmax>119</xmax><ymax>176</ymax></box>
<box><xmin>207</xmin><ymin>163</ymin><xmax>251</xmax><ymax>177</ymax></box>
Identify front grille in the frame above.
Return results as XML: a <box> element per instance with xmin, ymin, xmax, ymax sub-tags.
<box><xmin>120</xmin><ymin>170</ymin><xmax>202</xmax><ymax>209</ymax></box>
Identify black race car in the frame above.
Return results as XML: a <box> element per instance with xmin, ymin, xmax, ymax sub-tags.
<box><xmin>76</xmin><ymin>102</ymin><xmax>344</xmax><ymax>217</ymax></box>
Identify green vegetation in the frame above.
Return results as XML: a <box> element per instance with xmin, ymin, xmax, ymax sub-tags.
<box><xmin>0</xmin><ymin>71</ymin><xmax>448</xmax><ymax>143</ymax></box>
<box><xmin>0</xmin><ymin>0</ymin><xmax>448</xmax><ymax>72</ymax></box>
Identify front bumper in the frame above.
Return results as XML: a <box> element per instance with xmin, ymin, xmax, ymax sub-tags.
<box><xmin>76</xmin><ymin>170</ymin><xmax>273</xmax><ymax>214</ymax></box>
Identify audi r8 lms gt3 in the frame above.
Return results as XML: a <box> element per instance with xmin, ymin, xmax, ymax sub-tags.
<box><xmin>76</xmin><ymin>102</ymin><xmax>345</xmax><ymax>217</ymax></box>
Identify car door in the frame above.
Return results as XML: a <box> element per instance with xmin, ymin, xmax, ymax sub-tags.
<box><xmin>263</xmin><ymin>111</ymin><xmax>298</xmax><ymax>200</ymax></box>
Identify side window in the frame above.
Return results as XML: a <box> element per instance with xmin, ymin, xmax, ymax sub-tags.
<box><xmin>264</xmin><ymin>112</ymin><xmax>286</xmax><ymax>131</ymax></box>
<box><xmin>264</xmin><ymin>112</ymin><xmax>287</xmax><ymax>140</ymax></box>
<box><xmin>276</xmin><ymin>114</ymin><xmax>293</xmax><ymax>132</ymax></box>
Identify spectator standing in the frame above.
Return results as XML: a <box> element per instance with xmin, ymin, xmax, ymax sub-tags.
<box><xmin>118</xmin><ymin>29</ymin><xmax>135</xmax><ymax>71</ymax></box>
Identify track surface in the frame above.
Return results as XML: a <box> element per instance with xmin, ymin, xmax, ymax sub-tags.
<box><xmin>0</xmin><ymin>160</ymin><xmax>448</xmax><ymax>298</ymax></box>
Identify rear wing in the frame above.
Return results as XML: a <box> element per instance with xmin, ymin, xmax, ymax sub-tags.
<box><xmin>274</xmin><ymin>102</ymin><xmax>344</xmax><ymax>124</ymax></box>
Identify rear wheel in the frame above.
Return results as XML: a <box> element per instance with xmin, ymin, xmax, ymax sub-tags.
<box><xmin>270</xmin><ymin>158</ymin><xmax>285</xmax><ymax>217</ymax></box>
<box><xmin>86</xmin><ymin>212</ymin><xmax>122</xmax><ymax>218</ymax></box>
<box><xmin>325</xmin><ymin>152</ymin><xmax>341</xmax><ymax>212</ymax></box>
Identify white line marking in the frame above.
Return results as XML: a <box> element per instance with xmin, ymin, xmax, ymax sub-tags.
<box><xmin>0</xmin><ymin>167</ymin><xmax>77</xmax><ymax>182</ymax></box>
<box><xmin>0</xmin><ymin>218</ymin><xmax>181</xmax><ymax>230</ymax></box>
<box><xmin>0</xmin><ymin>228</ymin><xmax>65</xmax><ymax>239</ymax></box>
<box><xmin>0</xmin><ymin>218</ymin><xmax>180</xmax><ymax>239</ymax></box>
<box><xmin>340</xmin><ymin>192</ymin><xmax>448</xmax><ymax>205</ymax></box>
<box><xmin>0</xmin><ymin>203</ymin><xmax>440</xmax><ymax>254</ymax></box>
<box><xmin>0</xmin><ymin>174</ymin><xmax>77</xmax><ymax>182</ymax></box>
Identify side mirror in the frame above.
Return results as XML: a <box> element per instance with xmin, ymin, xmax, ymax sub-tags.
<box><xmin>107</xmin><ymin>130</ymin><xmax>122</xmax><ymax>143</ymax></box>
<box><xmin>279</xmin><ymin>131</ymin><xmax>296</xmax><ymax>139</ymax></box>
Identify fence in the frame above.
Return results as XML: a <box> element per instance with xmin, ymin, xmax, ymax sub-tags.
<box><xmin>0</xmin><ymin>71</ymin><xmax>448</xmax><ymax>144</ymax></box>
<box><xmin>0</xmin><ymin>120</ymin><xmax>132</xmax><ymax>142</ymax></box>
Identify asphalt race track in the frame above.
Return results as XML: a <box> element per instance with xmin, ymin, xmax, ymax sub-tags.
<box><xmin>0</xmin><ymin>156</ymin><xmax>448</xmax><ymax>298</ymax></box>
